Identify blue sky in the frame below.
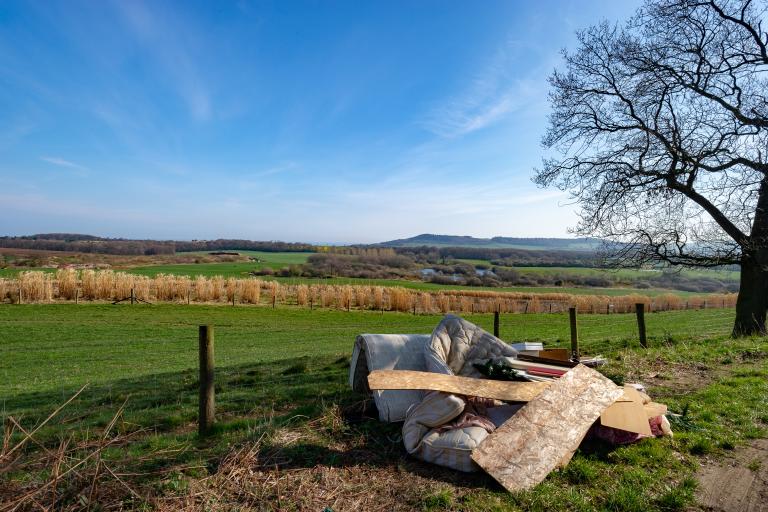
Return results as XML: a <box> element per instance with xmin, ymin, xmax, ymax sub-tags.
<box><xmin>0</xmin><ymin>0</ymin><xmax>640</xmax><ymax>244</ymax></box>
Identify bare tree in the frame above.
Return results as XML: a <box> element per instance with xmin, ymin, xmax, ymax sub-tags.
<box><xmin>536</xmin><ymin>0</ymin><xmax>768</xmax><ymax>336</ymax></box>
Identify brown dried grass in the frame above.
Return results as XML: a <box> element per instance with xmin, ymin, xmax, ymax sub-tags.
<box><xmin>296</xmin><ymin>284</ymin><xmax>309</xmax><ymax>306</ymax></box>
<box><xmin>240</xmin><ymin>278</ymin><xmax>262</xmax><ymax>304</ymax></box>
<box><xmin>18</xmin><ymin>271</ymin><xmax>53</xmax><ymax>302</ymax></box>
<box><xmin>3</xmin><ymin>270</ymin><xmax>739</xmax><ymax>315</ymax></box>
<box><xmin>55</xmin><ymin>269</ymin><xmax>78</xmax><ymax>300</ymax></box>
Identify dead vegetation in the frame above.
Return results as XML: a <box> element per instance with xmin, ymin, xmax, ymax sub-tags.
<box><xmin>0</xmin><ymin>387</ymin><xmax>148</xmax><ymax>512</ymax></box>
<box><xmin>1</xmin><ymin>270</ymin><xmax>738</xmax><ymax>315</ymax></box>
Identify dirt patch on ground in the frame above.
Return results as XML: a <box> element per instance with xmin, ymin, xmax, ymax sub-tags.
<box><xmin>695</xmin><ymin>439</ymin><xmax>768</xmax><ymax>511</ymax></box>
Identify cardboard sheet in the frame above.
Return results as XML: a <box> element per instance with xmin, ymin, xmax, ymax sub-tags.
<box><xmin>599</xmin><ymin>385</ymin><xmax>653</xmax><ymax>436</ymax></box>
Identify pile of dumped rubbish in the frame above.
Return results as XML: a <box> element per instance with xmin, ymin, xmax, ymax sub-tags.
<box><xmin>349</xmin><ymin>314</ymin><xmax>671</xmax><ymax>492</ymax></box>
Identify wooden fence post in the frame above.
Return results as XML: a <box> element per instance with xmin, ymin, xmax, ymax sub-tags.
<box><xmin>636</xmin><ymin>303</ymin><xmax>647</xmax><ymax>348</ymax></box>
<box><xmin>130</xmin><ymin>288</ymin><xmax>135</xmax><ymax>305</ymax></box>
<box><xmin>75</xmin><ymin>289</ymin><xmax>79</xmax><ymax>305</ymax></box>
<box><xmin>18</xmin><ymin>286</ymin><xmax>22</xmax><ymax>305</ymax></box>
<box><xmin>569</xmin><ymin>307</ymin><xmax>579</xmax><ymax>362</ymax></box>
<box><xmin>199</xmin><ymin>325</ymin><xmax>215</xmax><ymax>436</ymax></box>
<box><xmin>493</xmin><ymin>310</ymin><xmax>500</xmax><ymax>338</ymax></box>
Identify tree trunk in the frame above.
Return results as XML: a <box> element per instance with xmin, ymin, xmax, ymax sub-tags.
<box><xmin>733</xmin><ymin>250</ymin><xmax>768</xmax><ymax>336</ymax></box>
<box><xmin>733</xmin><ymin>177</ymin><xmax>768</xmax><ymax>337</ymax></box>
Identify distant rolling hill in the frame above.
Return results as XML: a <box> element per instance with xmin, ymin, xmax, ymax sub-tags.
<box><xmin>376</xmin><ymin>234</ymin><xmax>602</xmax><ymax>252</ymax></box>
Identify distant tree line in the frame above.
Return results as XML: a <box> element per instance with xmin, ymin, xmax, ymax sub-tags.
<box><xmin>0</xmin><ymin>235</ymin><xmax>176</xmax><ymax>255</ymax></box>
<box><xmin>174</xmin><ymin>239</ymin><xmax>315</xmax><ymax>253</ymax></box>
<box><xmin>0</xmin><ymin>235</ymin><xmax>315</xmax><ymax>256</ymax></box>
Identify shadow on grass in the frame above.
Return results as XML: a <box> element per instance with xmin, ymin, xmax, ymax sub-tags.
<box><xmin>2</xmin><ymin>353</ymin><xmax>495</xmax><ymax>491</ymax></box>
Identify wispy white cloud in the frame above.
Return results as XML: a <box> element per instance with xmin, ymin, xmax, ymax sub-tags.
<box><xmin>112</xmin><ymin>0</ymin><xmax>212</xmax><ymax>121</ymax></box>
<box><xmin>423</xmin><ymin>39</ymin><xmax>549</xmax><ymax>138</ymax></box>
<box><xmin>253</xmin><ymin>161</ymin><xmax>299</xmax><ymax>178</ymax></box>
<box><xmin>40</xmin><ymin>156</ymin><xmax>89</xmax><ymax>175</ymax></box>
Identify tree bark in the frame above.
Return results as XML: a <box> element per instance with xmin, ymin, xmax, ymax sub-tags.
<box><xmin>733</xmin><ymin>250</ymin><xmax>768</xmax><ymax>336</ymax></box>
<box><xmin>733</xmin><ymin>177</ymin><xmax>768</xmax><ymax>337</ymax></box>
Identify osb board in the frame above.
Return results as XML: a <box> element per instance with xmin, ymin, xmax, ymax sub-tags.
<box><xmin>470</xmin><ymin>364</ymin><xmax>624</xmax><ymax>493</ymax></box>
<box><xmin>367</xmin><ymin>369</ymin><xmax>632</xmax><ymax>403</ymax></box>
<box><xmin>367</xmin><ymin>370</ymin><xmax>549</xmax><ymax>402</ymax></box>
<box><xmin>599</xmin><ymin>385</ymin><xmax>652</xmax><ymax>436</ymax></box>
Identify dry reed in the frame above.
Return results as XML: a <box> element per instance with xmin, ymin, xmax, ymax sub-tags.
<box><xmin>240</xmin><ymin>278</ymin><xmax>262</xmax><ymax>304</ymax></box>
<box><xmin>2</xmin><ymin>270</ymin><xmax>739</xmax><ymax>316</ymax></box>
<box><xmin>18</xmin><ymin>271</ymin><xmax>53</xmax><ymax>302</ymax></box>
<box><xmin>56</xmin><ymin>269</ymin><xmax>79</xmax><ymax>300</ymax></box>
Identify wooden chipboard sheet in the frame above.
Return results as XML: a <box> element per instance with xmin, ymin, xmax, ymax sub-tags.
<box><xmin>367</xmin><ymin>369</ymin><xmax>633</xmax><ymax>403</ymax></box>
<box><xmin>470</xmin><ymin>364</ymin><xmax>624</xmax><ymax>492</ymax></box>
<box><xmin>367</xmin><ymin>369</ymin><xmax>549</xmax><ymax>402</ymax></box>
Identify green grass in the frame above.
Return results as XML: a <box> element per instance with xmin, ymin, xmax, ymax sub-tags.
<box><xmin>128</xmin><ymin>251</ymin><xmax>312</xmax><ymax>277</ymax></box>
<box><xmin>0</xmin><ymin>267</ymin><xmax>56</xmax><ymax>277</ymax></box>
<box><xmin>0</xmin><ymin>305</ymin><xmax>737</xmax><ymax>397</ymax></box>
<box><xmin>1</xmin><ymin>304</ymin><xmax>765</xmax><ymax>510</ymax></box>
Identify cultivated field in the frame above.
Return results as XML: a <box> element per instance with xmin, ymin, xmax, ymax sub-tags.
<box><xmin>1</xmin><ymin>304</ymin><xmax>766</xmax><ymax>510</ymax></box>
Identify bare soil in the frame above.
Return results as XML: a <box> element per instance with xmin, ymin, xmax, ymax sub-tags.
<box><xmin>694</xmin><ymin>439</ymin><xmax>768</xmax><ymax>512</ymax></box>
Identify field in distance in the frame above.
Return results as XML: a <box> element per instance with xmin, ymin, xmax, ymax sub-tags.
<box><xmin>0</xmin><ymin>247</ymin><xmax>740</xmax><ymax>297</ymax></box>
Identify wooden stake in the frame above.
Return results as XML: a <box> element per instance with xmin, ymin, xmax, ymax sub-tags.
<box><xmin>75</xmin><ymin>289</ymin><xmax>79</xmax><ymax>305</ymax></box>
<box><xmin>199</xmin><ymin>325</ymin><xmax>215</xmax><ymax>435</ymax></box>
<box><xmin>130</xmin><ymin>288</ymin><xmax>135</xmax><ymax>305</ymax></box>
<box><xmin>636</xmin><ymin>303</ymin><xmax>647</xmax><ymax>348</ymax></box>
<box><xmin>569</xmin><ymin>307</ymin><xmax>579</xmax><ymax>361</ymax></box>
<box><xmin>493</xmin><ymin>310</ymin><xmax>500</xmax><ymax>338</ymax></box>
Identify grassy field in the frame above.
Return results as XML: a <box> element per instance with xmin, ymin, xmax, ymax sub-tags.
<box><xmin>1</xmin><ymin>304</ymin><xmax>766</xmax><ymax>510</ymax></box>
<box><xmin>127</xmin><ymin>251</ymin><xmax>312</xmax><ymax>277</ymax></box>
<box><xmin>2</xmin><ymin>267</ymin><xmax>715</xmax><ymax>298</ymax></box>
<box><xmin>1</xmin><ymin>249</ymin><xmax>736</xmax><ymax>299</ymax></box>
<box><xmin>455</xmin><ymin>260</ymin><xmax>741</xmax><ymax>281</ymax></box>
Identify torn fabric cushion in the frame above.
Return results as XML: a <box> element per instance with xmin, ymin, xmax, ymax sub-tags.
<box><xmin>425</xmin><ymin>314</ymin><xmax>518</xmax><ymax>377</ymax></box>
<box><xmin>349</xmin><ymin>333</ymin><xmax>430</xmax><ymax>422</ymax></box>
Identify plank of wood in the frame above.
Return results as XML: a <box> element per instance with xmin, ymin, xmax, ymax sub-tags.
<box><xmin>366</xmin><ymin>369</ymin><xmax>633</xmax><ymax>403</ymax></box>
<box><xmin>367</xmin><ymin>370</ymin><xmax>550</xmax><ymax>402</ymax></box>
<box><xmin>471</xmin><ymin>364</ymin><xmax>624</xmax><ymax>493</ymax></box>
<box><xmin>538</xmin><ymin>348</ymin><xmax>570</xmax><ymax>361</ymax></box>
<box><xmin>505</xmin><ymin>358</ymin><xmax>576</xmax><ymax>373</ymax></box>
<box><xmin>599</xmin><ymin>385</ymin><xmax>652</xmax><ymax>436</ymax></box>
<box><xmin>517</xmin><ymin>353</ymin><xmax>577</xmax><ymax>368</ymax></box>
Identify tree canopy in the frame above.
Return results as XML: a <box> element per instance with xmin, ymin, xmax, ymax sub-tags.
<box><xmin>536</xmin><ymin>0</ymin><xmax>768</xmax><ymax>335</ymax></box>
